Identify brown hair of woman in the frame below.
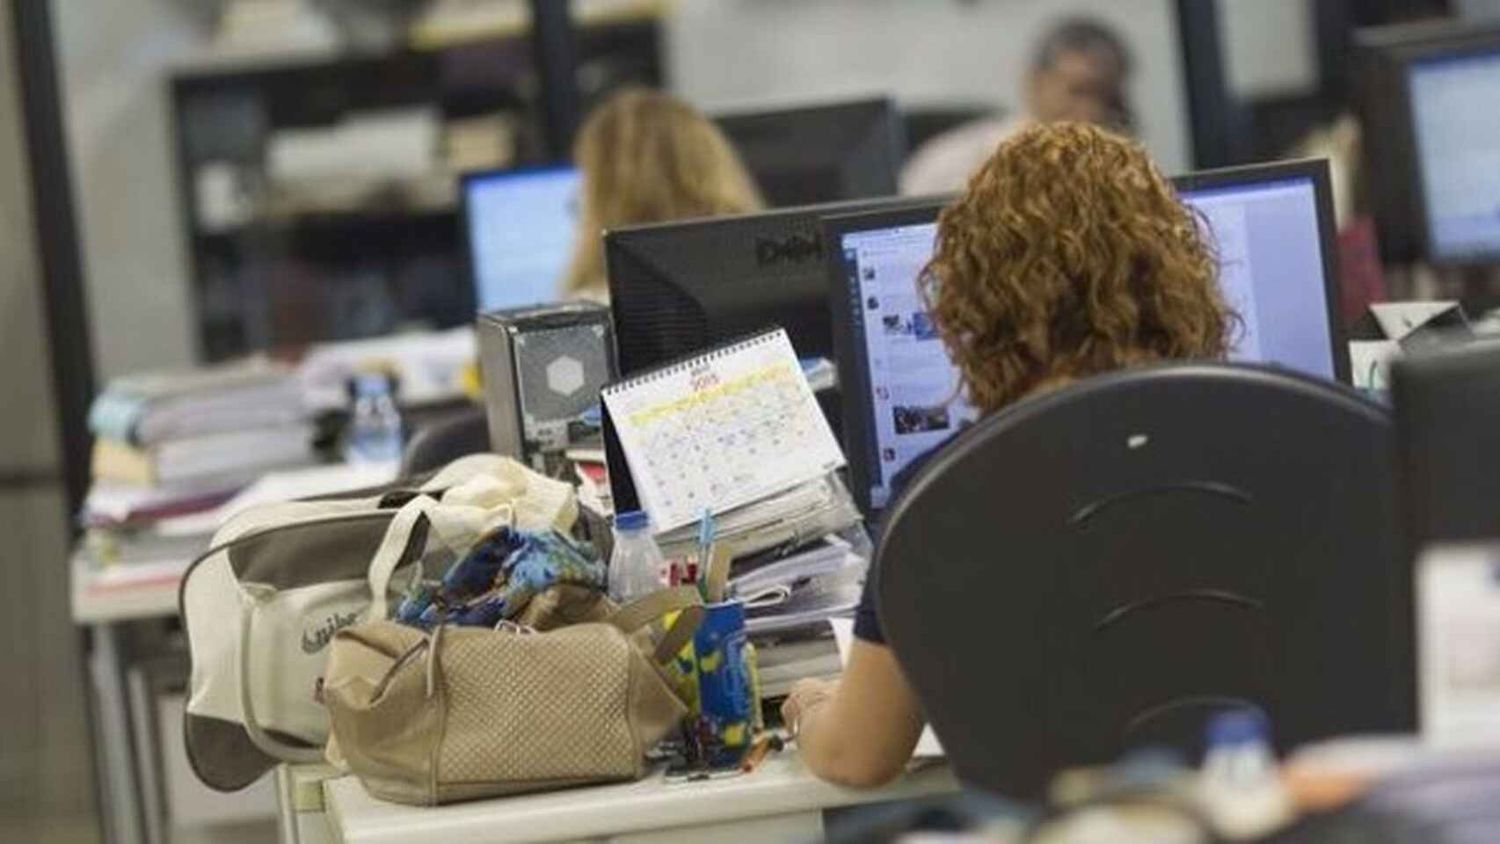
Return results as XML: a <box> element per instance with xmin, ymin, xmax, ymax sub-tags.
<box><xmin>562</xmin><ymin>88</ymin><xmax>763</xmax><ymax>299</ymax></box>
<box><xmin>921</xmin><ymin>121</ymin><xmax>1237</xmax><ymax>414</ymax></box>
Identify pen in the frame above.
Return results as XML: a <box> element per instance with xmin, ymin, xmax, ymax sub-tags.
<box><xmin>740</xmin><ymin>733</ymin><xmax>785</xmax><ymax>773</ymax></box>
<box><xmin>697</xmin><ymin>508</ymin><xmax>715</xmax><ymax>600</ymax></box>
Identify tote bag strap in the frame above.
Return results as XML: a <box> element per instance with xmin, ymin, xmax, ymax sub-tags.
<box><xmin>607</xmin><ymin>586</ymin><xmax>705</xmax><ymax>665</ymax></box>
<box><xmin>365</xmin><ymin>494</ymin><xmax>441</xmax><ymax>620</ymax></box>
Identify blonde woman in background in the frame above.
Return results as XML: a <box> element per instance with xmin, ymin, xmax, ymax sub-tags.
<box><xmin>562</xmin><ymin>88</ymin><xmax>764</xmax><ymax>302</ymax></box>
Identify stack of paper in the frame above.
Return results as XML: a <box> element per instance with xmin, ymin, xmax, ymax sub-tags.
<box><xmin>655</xmin><ymin>476</ymin><xmax>860</xmax><ymax>563</ymax></box>
<box><xmin>83</xmin><ymin>358</ymin><xmax>317</xmax><ymax>556</ymax></box>
<box><xmin>297</xmin><ymin>327</ymin><xmax>476</xmax><ymax>413</ymax></box>
<box><xmin>152</xmin><ymin>462</ymin><xmax>399</xmax><ymax>538</ymax></box>
<box><xmin>754</xmin><ymin>633</ymin><xmax>842</xmax><ymax>699</ymax></box>
<box><xmin>735</xmin><ymin>538</ymin><xmax>865</xmax><ymax>635</ymax></box>
<box><xmin>90</xmin><ymin>359</ymin><xmax>306</xmax><ymax>446</ymax></box>
<box><xmin>91</xmin><ymin>425</ymin><xmax>316</xmax><ymax>488</ymax></box>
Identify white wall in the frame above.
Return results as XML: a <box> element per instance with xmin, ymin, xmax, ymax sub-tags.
<box><xmin>51</xmin><ymin>0</ymin><xmax>205</xmax><ymax>379</ymax></box>
<box><xmin>665</xmin><ymin>0</ymin><xmax>1193</xmax><ymax>173</ymax></box>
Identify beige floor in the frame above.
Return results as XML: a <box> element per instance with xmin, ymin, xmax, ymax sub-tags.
<box><xmin>171</xmin><ymin>820</ymin><xmax>276</xmax><ymax>844</ymax></box>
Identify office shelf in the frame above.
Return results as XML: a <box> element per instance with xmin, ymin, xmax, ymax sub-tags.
<box><xmin>170</xmin><ymin>15</ymin><xmax>663</xmax><ymax>362</ymax></box>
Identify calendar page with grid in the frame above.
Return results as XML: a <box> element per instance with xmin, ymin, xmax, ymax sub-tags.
<box><xmin>602</xmin><ymin>330</ymin><xmax>846</xmax><ymax>533</ymax></box>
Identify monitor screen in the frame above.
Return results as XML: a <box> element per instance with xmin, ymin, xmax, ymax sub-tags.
<box><xmin>834</xmin><ymin>217</ymin><xmax>978</xmax><ymax>510</ymax></box>
<box><xmin>830</xmin><ymin>163</ymin><xmax>1342</xmax><ymax>514</ymax></box>
<box><xmin>1407</xmin><ymin>49</ymin><xmax>1500</xmax><ymax>261</ymax></box>
<box><xmin>1176</xmin><ymin>174</ymin><xmax>1338</xmax><ymax>381</ymax></box>
<box><xmin>463</xmin><ymin>166</ymin><xmax>580</xmax><ymax>311</ymax></box>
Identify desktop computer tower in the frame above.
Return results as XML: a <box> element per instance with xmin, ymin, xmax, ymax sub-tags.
<box><xmin>477</xmin><ymin>302</ymin><xmax>615</xmax><ymax>472</ymax></box>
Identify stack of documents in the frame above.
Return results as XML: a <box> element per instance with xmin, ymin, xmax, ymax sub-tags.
<box><xmin>87</xmin><ymin>359</ymin><xmax>313</xmax><ymax>497</ymax></box>
<box><xmin>91</xmin><ymin>425</ymin><xmax>315</xmax><ymax>489</ymax></box>
<box><xmin>89</xmin><ymin>358</ymin><xmax>306</xmax><ymax>447</ymax></box>
<box><xmin>82</xmin><ymin>358</ymin><xmax>317</xmax><ymax>558</ymax></box>
<box><xmin>754</xmin><ymin>632</ymin><xmax>842</xmax><ymax>699</ymax></box>
<box><xmin>732</xmin><ymin>533</ymin><xmax>866</xmax><ymax>635</ymax></box>
<box><xmin>297</xmin><ymin>327</ymin><xmax>476</xmax><ymax>413</ymax></box>
<box><xmin>655</xmin><ymin>476</ymin><xmax>859</xmax><ymax>562</ymax></box>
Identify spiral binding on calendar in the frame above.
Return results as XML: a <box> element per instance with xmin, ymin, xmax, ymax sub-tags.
<box><xmin>602</xmin><ymin>327</ymin><xmax>788</xmax><ymax>394</ymax></box>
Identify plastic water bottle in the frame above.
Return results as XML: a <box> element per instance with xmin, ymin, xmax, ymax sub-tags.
<box><xmin>609</xmin><ymin>511</ymin><xmax>667</xmax><ymax>603</ymax></box>
<box><xmin>1198</xmin><ymin>711</ymin><xmax>1292</xmax><ymax>839</ymax></box>
<box><xmin>343</xmin><ymin>373</ymin><xmax>404</xmax><ymax>465</ymax></box>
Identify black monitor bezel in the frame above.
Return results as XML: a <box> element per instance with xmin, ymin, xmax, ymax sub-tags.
<box><xmin>822</xmin><ymin>199</ymin><xmax>953</xmax><ymax>519</ymax></box>
<box><xmin>1171</xmin><ymin>158</ymin><xmax>1351</xmax><ymax>385</ymax></box>
<box><xmin>459</xmin><ymin>163</ymin><xmax>579</xmax><ymax>314</ymax></box>
<box><xmin>604</xmin><ymin>196</ymin><xmax>937</xmax><ymax>377</ymax></box>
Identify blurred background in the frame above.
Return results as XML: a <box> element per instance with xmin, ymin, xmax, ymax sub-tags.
<box><xmin>1</xmin><ymin>0</ymin><xmax>1494</xmax><ymax>841</ymax></box>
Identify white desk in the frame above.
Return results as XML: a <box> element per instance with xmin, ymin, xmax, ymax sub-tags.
<box><xmin>72</xmin><ymin>551</ymin><xmax>189</xmax><ymax>624</ymax></box>
<box><xmin>323</xmin><ymin>755</ymin><xmax>960</xmax><ymax>844</ymax></box>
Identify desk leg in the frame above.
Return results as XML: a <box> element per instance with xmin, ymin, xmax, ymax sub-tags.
<box><xmin>611</xmin><ymin>810</ymin><xmax>823</xmax><ymax>844</ymax></box>
<box><xmin>278</xmin><ymin>764</ymin><xmax>338</xmax><ymax>844</ymax></box>
<box><xmin>89</xmin><ymin>622</ymin><xmax>144</xmax><ymax>844</ymax></box>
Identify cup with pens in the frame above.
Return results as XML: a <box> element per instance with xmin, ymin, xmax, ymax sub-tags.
<box><xmin>670</xmin><ymin>509</ymin><xmax>764</xmax><ymax>769</ymax></box>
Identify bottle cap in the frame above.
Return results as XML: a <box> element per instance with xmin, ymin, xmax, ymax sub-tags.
<box><xmin>354</xmin><ymin>372</ymin><xmax>390</xmax><ymax>396</ymax></box>
<box><xmin>615</xmin><ymin>510</ymin><xmax>649</xmax><ymax>531</ymax></box>
<box><xmin>1206</xmin><ymin>709</ymin><xmax>1270</xmax><ymax>747</ymax></box>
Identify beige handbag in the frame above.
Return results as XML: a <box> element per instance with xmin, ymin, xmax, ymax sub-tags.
<box><xmin>322</xmin><ymin>586</ymin><xmax>703</xmax><ymax>805</ymax></box>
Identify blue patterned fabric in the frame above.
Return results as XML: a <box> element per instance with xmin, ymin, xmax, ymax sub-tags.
<box><xmin>396</xmin><ymin>527</ymin><xmax>605</xmax><ymax>630</ymax></box>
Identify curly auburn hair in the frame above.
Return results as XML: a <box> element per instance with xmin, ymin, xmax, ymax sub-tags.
<box><xmin>921</xmin><ymin>122</ymin><xmax>1235</xmax><ymax>414</ymax></box>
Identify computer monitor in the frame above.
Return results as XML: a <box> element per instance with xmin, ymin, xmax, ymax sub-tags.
<box><xmin>462</xmin><ymin>165</ymin><xmax>580</xmax><ymax>312</ymax></box>
<box><xmin>1356</xmin><ymin>21</ymin><xmax>1500</xmax><ymax>263</ymax></box>
<box><xmin>605</xmin><ymin>197</ymin><xmax>932</xmax><ymax>377</ymax></box>
<box><xmin>715</xmin><ymin>98</ymin><xmax>906</xmax><ymax>207</ymax></box>
<box><xmin>1174</xmin><ymin>160</ymin><xmax>1347</xmax><ymax>382</ymax></box>
<box><xmin>827</xmin><ymin>160</ymin><xmax>1347</xmax><ymax>515</ymax></box>
<box><xmin>1406</xmin><ymin>42</ymin><xmax>1500</xmax><ymax>262</ymax></box>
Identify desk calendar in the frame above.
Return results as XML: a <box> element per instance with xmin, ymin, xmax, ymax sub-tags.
<box><xmin>601</xmin><ymin>330</ymin><xmax>846</xmax><ymax>533</ymax></box>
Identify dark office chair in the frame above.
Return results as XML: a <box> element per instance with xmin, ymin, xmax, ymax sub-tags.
<box><xmin>399</xmin><ymin>404</ymin><xmax>491</xmax><ymax>477</ymax></box>
<box><xmin>1392</xmin><ymin>339</ymin><xmax>1500</xmax><ymax>547</ymax></box>
<box><xmin>877</xmin><ymin>363</ymin><xmax>1413</xmax><ymax>798</ymax></box>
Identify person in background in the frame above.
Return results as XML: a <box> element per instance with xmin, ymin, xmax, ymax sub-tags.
<box><xmin>562</xmin><ymin>88</ymin><xmax>763</xmax><ymax>302</ymax></box>
<box><xmin>900</xmin><ymin>18</ymin><xmax>1136</xmax><ymax>196</ymax></box>
<box><xmin>785</xmin><ymin>123</ymin><xmax>1237</xmax><ymax>787</ymax></box>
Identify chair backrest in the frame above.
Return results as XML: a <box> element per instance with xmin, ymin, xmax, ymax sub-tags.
<box><xmin>400</xmin><ymin>405</ymin><xmax>491</xmax><ymax>477</ymax></box>
<box><xmin>877</xmin><ymin>363</ymin><xmax>1412</xmax><ymax>798</ymax></box>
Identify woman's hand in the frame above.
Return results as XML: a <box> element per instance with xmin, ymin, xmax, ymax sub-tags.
<box><xmin>782</xmin><ymin>641</ymin><xmax>926</xmax><ymax>788</ymax></box>
<box><xmin>782</xmin><ymin>677</ymin><xmax>839</xmax><ymax>736</ymax></box>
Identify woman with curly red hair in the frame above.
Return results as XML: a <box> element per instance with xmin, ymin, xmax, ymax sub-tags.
<box><xmin>785</xmin><ymin>122</ymin><xmax>1236</xmax><ymax>787</ymax></box>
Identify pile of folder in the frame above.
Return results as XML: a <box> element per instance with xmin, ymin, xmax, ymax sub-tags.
<box><xmin>83</xmin><ymin>359</ymin><xmax>315</xmax><ymax>556</ymax></box>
